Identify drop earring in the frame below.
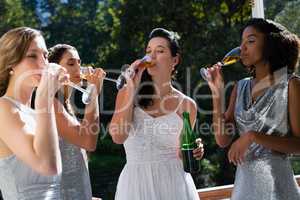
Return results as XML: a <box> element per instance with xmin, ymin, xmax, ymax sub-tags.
<box><xmin>9</xmin><ymin>70</ymin><xmax>14</xmax><ymax>75</ymax></box>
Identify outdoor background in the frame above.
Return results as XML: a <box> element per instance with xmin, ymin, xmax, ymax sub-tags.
<box><xmin>0</xmin><ymin>0</ymin><xmax>300</xmax><ymax>199</ymax></box>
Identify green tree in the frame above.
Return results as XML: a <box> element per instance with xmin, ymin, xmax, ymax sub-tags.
<box><xmin>274</xmin><ymin>0</ymin><xmax>300</xmax><ymax>36</ymax></box>
<box><xmin>0</xmin><ymin>0</ymin><xmax>39</xmax><ymax>35</ymax></box>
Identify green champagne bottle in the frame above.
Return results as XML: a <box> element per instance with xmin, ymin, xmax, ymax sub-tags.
<box><xmin>180</xmin><ymin>112</ymin><xmax>200</xmax><ymax>173</ymax></box>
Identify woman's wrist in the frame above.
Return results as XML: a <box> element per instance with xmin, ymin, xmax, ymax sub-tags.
<box><xmin>247</xmin><ymin>131</ymin><xmax>256</xmax><ymax>143</ymax></box>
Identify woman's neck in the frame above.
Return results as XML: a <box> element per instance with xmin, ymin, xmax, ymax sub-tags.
<box><xmin>5</xmin><ymin>81</ymin><xmax>33</xmax><ymax>106</ymax></box>
<box><xmin>254</xmin><ymin>61</ymin><xmax>272</xmax><ymax>82</ymax></box>
<box><xmin>252</xmin><ymin>62</ymin><xmax>275</xmax><ymax>93</ymax></box>
<box><xmin>154</xmin><ymin>81</ymin><xmax>173</xmax><ymax>100</ymax></box>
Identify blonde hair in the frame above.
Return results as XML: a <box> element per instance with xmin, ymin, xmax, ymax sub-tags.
<box><xmin>0</xmin><ymin>27</ymin><xmax>42</xmax><ymax>96</ymax></box>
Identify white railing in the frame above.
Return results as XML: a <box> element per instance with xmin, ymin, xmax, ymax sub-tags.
<box><xmin>197</xmin><ymin>175</ymin><xmax>300</xmax><ymax>200</ymax></box>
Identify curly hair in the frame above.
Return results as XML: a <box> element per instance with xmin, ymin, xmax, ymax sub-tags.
<box><xmin>243</xmin><ymin>18</ymin><xmax>300</xmax><ymax>74</ymax></box>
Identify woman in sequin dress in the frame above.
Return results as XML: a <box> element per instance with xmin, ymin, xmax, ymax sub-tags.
<box><xmin>206</xmin><ymin>18</ymin><xmax>300</xmax><ymax>200</ymax></box>
<box><xmin>48</xmin><ymin>44</ymin><xmax>106</xmax><ymax>200</ymax></box>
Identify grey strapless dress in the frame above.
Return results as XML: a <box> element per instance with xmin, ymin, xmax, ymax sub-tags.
<box><xmin>232</xmin><ymin>76</ymin><xmax>300</xmax><ymax>200</ymax></box>
<box><xmin>0</xmin><ymin>96</ymin><xmax>61</xmax><ymax>200</ymax></box>
<box><xmin>59</xmin><ymin>139</ymin><xmax>92</xmax><ymax>200</ymax></box>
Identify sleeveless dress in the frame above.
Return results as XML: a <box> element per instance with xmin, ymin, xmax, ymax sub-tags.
<box><xmin>0</xmin><ymin>96</ymin><xmax>61</xmax><ymax>200</ymax></box>
<box><xmin>59</xmin><ymin>139</ymin><xmax>92</xmax><ymax>200</ymax></box>
<box><xmin>57</xmin><ymin>89</ymin><xmax>92</xmax><ymax>200</ymax></box>
<box><xmin>115</xmin><ymin>106</ymin><xmax>200</xmax><ymax>200</ymax></box>
<box><xmin>232</xmin><ymin>75</ymin><xmax>300</xmax><ymax>200</ymax></box>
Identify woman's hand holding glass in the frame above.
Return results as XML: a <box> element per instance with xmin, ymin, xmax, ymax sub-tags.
<box><xmin>123</xmin><ymin>59</ymin><xmax>147</xmax><ymax>93</ymax></box>
<box><xmin>80</xmin><ymin>66</ymin><xmax>106</xmax><ymax>95</ymax></box>
<box><xmin>206</xmin><ymin>63</ymin><xmax>225</xmax><ymax>97</ymax></box>
<box><xmin>35</xmin><ymin>63</ymin><xmax>69</xmax><ymax>109</ymax></box>
<box><xmin>38</xmin><ymin>63</ymin><xmax>69</xmax><ymax>98</ymax></box>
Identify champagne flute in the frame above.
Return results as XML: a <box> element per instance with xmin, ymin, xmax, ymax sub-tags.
<box><xmin>48</xmin><ymin>63</ymin><xmax>97</xmax><ymax>104</ymax></box>
<box><xmin>114</xmin><ymin>54</ymin><xmax>153</xmax><ymax>90</ymax></box>
<box><xmin>81</xmin><ymin>55</ymin><xmax>153</xmax><ymax>90</ymax></box>
<box><xmin>53</xmin><ymin>55</ymin><xmax>153</xmax><ymax>104</ymax></box>
<box><xmin>200</xmin><ymin>46</ymin><xmax>240</xmax><ymax>81</ymax></box>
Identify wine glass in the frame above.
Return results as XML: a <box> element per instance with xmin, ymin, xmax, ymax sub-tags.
<box><xmin>47</xmin><ymin>63</ymin><xmax>97</xmax><ymax>104</ymax></box>
<box><xmin>200</xmin><ymin>46</ymin><xmax>240</xmax><ymax>81</ymax></box>
<box><xmin>78</xmin><ymin>55</ymin><xmax>153</xmax><ymax>104</ymax></box>
<box><xmin>113</xmin><ymin>54</ymin><xmax>153</xmax><ymax>90</ymax></box>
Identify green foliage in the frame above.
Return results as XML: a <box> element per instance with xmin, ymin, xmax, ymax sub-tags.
<box><xmin>274</xmin><ymin>0</ymin><xmax>300</xmax><ymax>36</ymax></box>
<box><xmin>0</xmin><ymin>0</ymin><xmax>38</xmax><ymax>35</ymax></box>
<box><xmin>1</xmin><ymin>1</ymin><xmax>299</xmax><ymax>199</ymax></box>
<box><xmin>291</xmin><ymin>156</ymin><xmax>300</xmax><ymax>174</ymax></box>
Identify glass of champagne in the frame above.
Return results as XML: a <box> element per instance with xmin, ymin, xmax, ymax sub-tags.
<box><xmin>47</xmin><ymin>63</ymin><xmax>96</xmax><ymax>104</ymax></box>
<box><xmin>80</xmin><ymin>67</ymin><xmax>118</xmax><ymax>104</ymax></box>
<box><xmin>81</xmin><ymin>54</ymin><xmax>153</xmax><ymax>90</ymax></box>
<box><xmin>56</xmin><ymin>55</ymin><xmax>153</xmax><ymax>104</ymax></box>
<box><xmin>114</xmin><ymin>54</ymin><xmax>153</xmax><ymax>90</ymax></box>
<box><xmin>200</xmin><ymin>46</ymin><xmax>240</xmax><ymax>81</ymax></box>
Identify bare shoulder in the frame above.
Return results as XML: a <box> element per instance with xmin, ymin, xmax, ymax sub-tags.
<box><xmin>289</xmin><ymin>76</ymin><xmax>300</xmax><ymax>92</ymax></box>
<box><xmin>173</xmin><ymin>89</ymin><xmax>197</xmax><ymax>114</ymax></box>
<box><xmin>0</xmin><ymin>98</ymin><xmax>16</xmax><ymax>118</ymax></box>
<box><xmin>0</xmin><ymin>98</ymin><xmax>23</xmax><ymax>135</ymax></box>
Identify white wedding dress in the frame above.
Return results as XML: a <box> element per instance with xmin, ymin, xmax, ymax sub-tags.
<box><xmin>115</xmin><ymin>107</ymin><xmax>200</xmax><ymax>200</ymax></box>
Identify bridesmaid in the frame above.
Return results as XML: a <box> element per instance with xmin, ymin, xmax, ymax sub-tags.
<box><xmin>48</xmin><ymin>44</ymin><xmax>106</xmax><ymax>200</ymax></box>
<box><xmin>0</xmin><ymin>27</ymin><xmax>68</xmax><ymax>199</ymax></box>
<box><xmin>206</xmin><ymin>18</ymin><xmax>300</xmax><ymax>200</ymax></box>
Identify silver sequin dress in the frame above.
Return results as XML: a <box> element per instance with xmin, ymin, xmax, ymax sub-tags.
<box><xmin>59</xmin><ymin>139</ymin><xmax>92</xmax><ymax>200</ymax></box>
<box><xmin>56</xmin><ymin>88</ymin><xmax>93</xmax><ymax>200</ymax></box>
<box><xmin>0</xmin><ymin>96</ymin><xmax>61</xmax><ymax>200</ymax></box>
<box><xmin>232</xmin><ymin>75</ymin><xmax>300</xmax><ymax>200</ymax></box>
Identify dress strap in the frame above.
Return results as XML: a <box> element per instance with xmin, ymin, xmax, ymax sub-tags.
<box><xmin>1</xmin><ymin>96</ymin><xmax>33</xmax><ymax>114</ymax></box>
<box><xmin>1</xmin><ymin>96</ymin><xmax>21</xmax><ymax>109</ymax></box>
<box><xmin>174</xmin><ymin>94</ymin><xmax>185</xmax><ymax>113</ymax></box>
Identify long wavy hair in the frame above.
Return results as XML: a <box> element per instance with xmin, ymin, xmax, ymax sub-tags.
<box><xmin>0</xmin><ymin>27</ymin><xmax>42</xmax><ymax>97</ymax></box>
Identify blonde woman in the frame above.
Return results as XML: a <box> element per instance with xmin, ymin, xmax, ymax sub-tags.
<box><xmin>0</xmin><ymin>27</ymin><xmax>68</xmax><ymax>199</ymax></box>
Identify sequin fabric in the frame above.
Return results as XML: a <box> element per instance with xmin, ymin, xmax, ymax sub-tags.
<box><xmin>232</xmin><ymin>75</ymin><xmax>300</xmax><ymax>200</ymax></box>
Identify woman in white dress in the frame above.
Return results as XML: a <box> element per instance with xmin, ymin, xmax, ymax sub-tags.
<box><xmin>109</xmin><ymin>28</ymin><xmax>204</xmax><ymax>200</ymax></box>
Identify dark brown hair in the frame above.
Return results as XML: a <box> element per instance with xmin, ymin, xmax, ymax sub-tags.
<box><xmin>48</xmin><ymin>44</ymin><xmax>78</xmax><ymax>115</ymax></box>
<box><xmin>137</xmin><ymin>28</ymin><xmax>181</xmax><ymax>108</ymax></box>
<box><xmin>242</xmin><ymin>18</ymin><xmax>300</xmax><ymax>74</ymax></box>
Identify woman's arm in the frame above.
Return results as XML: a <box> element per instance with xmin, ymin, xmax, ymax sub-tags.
<box><xmin>0</xmin><ymin>93</ymin><xmax>61</xmax><ymax>176</ymax></box>
<box><xmin>55</xmin><ymin>68</ymin><xmax>105</xmax><ymax>151</ymax></box>
<box><xmin>228</xmin><ymin>78</ymin><xmax>300</xmax><ymax>165</ymax></box>
<box><xmin>108</xmin><ymin>86</ymin><xmax>135</xmax><ymax>144</ymax></box>
<box><xmin>54</xmin><ymin>97</ymin><xmax>99</xmax><ymax>152</ymax></box>
<box><xmin>212</xmin><ymin>84</ymin><xmax>236</xmax><ymax>147</ymax></box>
<box><xmin>206</xmin><ymin>64</ymin><xmax>235</xmax><ymax>148</ymax></box>
<box><xmin>109</xmin><ymin>61</ymin><xmax>145</xmax><ymax>144</ymax></box>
